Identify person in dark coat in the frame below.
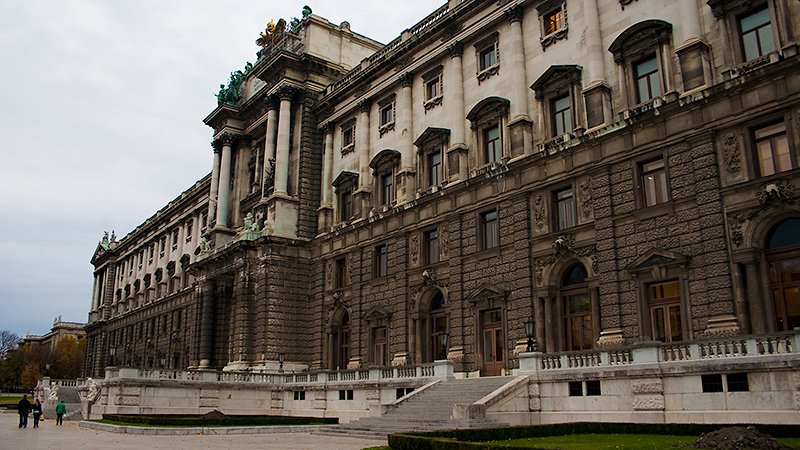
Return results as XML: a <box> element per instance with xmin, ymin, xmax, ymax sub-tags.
<box><xmin>17</xmin><ymin>395</ymin><xmax>31</xmax><ymax>428</ymax></box>
<box><xmin>32</xmin><ymin>398</ymin><xmax>42</xmax><ymax>428</ymax></box>
<box><xmin>55</xmin><ymin>401</ymin><xmax>66</xmax><ymax>425</ymax></box>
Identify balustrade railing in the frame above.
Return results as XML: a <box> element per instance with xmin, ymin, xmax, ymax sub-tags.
<box><xmin>520</xmin><ymin>331</ymin><xmax>799</xmax><ymax>374</ymax></box>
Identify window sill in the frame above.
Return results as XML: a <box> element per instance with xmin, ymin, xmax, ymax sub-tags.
<box><xmin>632</xmin><ymin>201</ymin><xmax>673</xmax><ymax>221</ymax></box>
<box><xmin>423</xmin><ymin>96</ymin><xmax>442</xmax><ymax>112</ymax></box>
<box><xmin>340</xmin><ymin>144</ymin><xmax>355</xmax><ymax>156</ymax></box>
<box><xmin>541</xmin><ymin>27</ymin><xmax>568</xmax><ymax>50</ymax></box>
<box><xmin>477</xmin><ymin>64</ymin><xmax>500</xmax><ymax>84</ymax></box>
<box><xmin>475</xmin><ymin>246</ymin><xmax>501</xmax><ymax>261</ymax></box>
<box><xmin>379</xmin><ymin>122</ymin><xmax>395</xmax><ymax>137</ymax></box>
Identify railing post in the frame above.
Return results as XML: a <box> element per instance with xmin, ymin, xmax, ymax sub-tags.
<box><xmin>433</xmin><ymin>360</ymin><xmax>454</xmax><ymax>381</ymax></box>
<box><xmin>631</xmin><ymin>342</ymin><xmax>660</xmax><ymax>364</ymax></box>
<box><xmin>689</xmin><ymin>343</ymin><xmax>701</xmax><ymax>359</ymax></box>
<box><xmin>745</xmin><ymin>336</ymin><xmax>760</xmax><ymax>356</ymax></box>
<box><xmin>792</xmin><ymin>331</ymin><xmax>800</xmax><ymax>353</ymax></box>
<box><xmin>517</xmin><ymin>352</ymin><xmax>540</xmax><ymax>375</ymax></box>
<box><xmin>369</xmin><ymin>367</ymin><xmax>381</xmax><ymax>380</ymax></box>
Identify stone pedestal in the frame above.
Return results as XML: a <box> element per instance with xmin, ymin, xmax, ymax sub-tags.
<box><xmin>676</xmin><ymin>39</ymin><xmax>712</xmax><ymax>92</ymax></box>
<box><xmin>262</xmin><ymin>194</ymin><xmax>299</xmax><ymax>238</ymax></box>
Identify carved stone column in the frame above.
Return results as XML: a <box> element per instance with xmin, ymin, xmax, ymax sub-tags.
<box><xmin>199</xmin><ymin>281</ymin><xmax>215</xmax><ymax>368</ymax></box>
<box><xmin>582</xmin><ymin>0</ymin><xmax>612</xmax><ymax>129</ymax></box>
<box><xmin>274</xmin><ymin>89</ymin><xmax>293</xmax><ymax>196</ymax></box>
<box><xmin>215</xmin><ymin>134</ymin><xmax>236</xmax><ymax>228</ymax></box>
<box><xmin>208</xmin><ymin>145</ymin><xmax>221</xmax><ymax>227</ymax></box>
<box><xmin>506</xmin><ymin>5</ymin><xmax>533</xmax><ymax>157</ymax></box>
<box><xmin>318</xmin><ymin>123</ymin><xmax>335</xmax><ymax>232</ymax></box>
<box><xmin>447</xmin><ymin>42</ymin><xmax>469</xmax><ymax>181</ymax></box>
<box><xmin>398</xmin><ymin>73</ymin><xmax>416</xmax><ymax>204</ymax></box>
<box><xmin>354</xmin><ymin>99</ymin><xmax>372</xmax><ymax>217</ymax></box>
<box><xmin>262</xmin><ymin>99</ymin><xmax>278</xmax><ymax>198</ymax></box>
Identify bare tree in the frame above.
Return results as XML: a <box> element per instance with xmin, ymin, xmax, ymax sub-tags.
<box><xmin>0</xmin><ymin>330</ymin><xmax>20</xmax><ymax>359</ymax></box>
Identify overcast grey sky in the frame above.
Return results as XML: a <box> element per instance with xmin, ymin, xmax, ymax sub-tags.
<box><xmin>0</xmin><ymin>0</ymin><xmax>441</xmax><ymax>338</ymax></box>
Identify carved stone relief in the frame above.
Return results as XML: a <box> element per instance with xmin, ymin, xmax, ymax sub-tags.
<box><xmin>534</xmin><ymin>194</ymin><xmax>545</xmax><ymax>229</ymax></box>
<box><xmin>410</xmin><ymin>234</ymin><xmax>419</xmax><ymax>265</ymax></box>
<box><xmin>440</xmin><ymin>223</ymin><xmax>449</xmax><ymax>259</ymax></box>
<box><xmin>579</xmin><ymin>179</ymin><xmax>592</xmax><ymax>218</ymax></box>
<box><xmin>728</xmin><ymin>182</ymin><xmax>797</xmax><ymax>247</ymax></box>
<box><xmin>721</xmin><ymin>132</ymin><xmax>741</xmax><ymax>175</ymax></box>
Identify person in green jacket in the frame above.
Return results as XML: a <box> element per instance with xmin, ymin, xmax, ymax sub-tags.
<box><xmin>55</xmin><ymin>401</ymin><xmax>66</xmax><ymax>425</ymax></box>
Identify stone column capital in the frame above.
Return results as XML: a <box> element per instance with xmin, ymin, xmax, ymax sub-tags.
<box><xmin>399</xmin><ymin>72</ymin><xmax>414</xmax><ymax>88</ymax></box>
<box><xmin>358</xmin><ymin>98</ymin><xmax>372</xmax><ymax>113</ymax></box>
<box><xmin>505</xmin><ymin>4</ymin><xmax>524</xmax><ymax>23</ymax></box>
<box><xmin>277</xmin><ymin>86</ymin><xmax>296</xmax><ymax>102</ymax></box>
<box><xmin>214</xmin><ymin>132</ymin><xmax>241</xmax><ymax>149</ymax></box>
<box><xmin>447</xmin><ymin>41</ymin><xmax>463</xmax><ymax>58</ymax></box>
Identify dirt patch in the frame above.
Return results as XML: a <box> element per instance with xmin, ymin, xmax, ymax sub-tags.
<box><xmin>200</xmin><ymin>410</ymin><xmax>226</xmax><ymax>420</ymax></box>
<box><xmin>678</xmin><ymin>426</ymin><xmax>792</xmax><ymax>450</ymax></box>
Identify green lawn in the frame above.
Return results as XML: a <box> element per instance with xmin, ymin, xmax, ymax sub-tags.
<box><xmin>487</xmin><ymin>433</ymin><xmax>800</xmax><ymax>450</ymax></box>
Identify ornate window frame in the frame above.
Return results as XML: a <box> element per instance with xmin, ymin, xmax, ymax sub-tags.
<box><xmin>340</xmin><ymin>117</ymin><xmax>356</xmax><ymax>156</ymax></box>
<box><xmin>474</xmin><ymin>31</ymin><xmax>500</xmax><ymax>84</ymax></box>
<box><xmin>370</xmin><ymin>149</ymin><xmax>401</xmax><ymax>209</ymax></box>
<box><xmin>537</xmin><ymin>0</ymin><xmax>568</xmax><ymax>51</ymax></box>
<box><xmin>414</xmin><ymin>127</ymin><xmax>450</xmax><ymax>195</ymax></box>
<box><xmin>745</xmin><ymin>112</ymin><xmax>796</xmax><ymax>178</ymax></box>
<box><xmin>467</xmin><ymin>97</ymin><xmax>510</xmax><ymax>171</ymax></box>
<box><xmin>608</xmin><ymin>20</ymin><xmax>675</xmax><ymax>112</ymax></box>
<box><xmin>422</xmin><ymin>65</ymin><xmax>443</xmax><ymax>112</ymax></box>
<box><xmin>333</xmin><ymin>171</ymin><xmax>359</xmax><ymax>223</ymax></box>
<box><xmin>531</xmin><ymin>65</ymin><xmax>583</xmax><ymax>143</ymax></box>
<box><xmin>377</xmin><ymin>94</ymin><xmax>396</xmax><ymax>137</ymax></box>
<box><xmin>708</xmin><ymin>0</ymin><xmax>788</xmax><ymax>73</ymax></box>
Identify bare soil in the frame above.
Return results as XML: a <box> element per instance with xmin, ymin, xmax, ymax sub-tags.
<box><xmin>679</xmin><ymin>426</ymin><xmax>793</xmax><ymax>450</ymax></box>
<box><xmin>200</xmin><ymin>410</ymin><xmax>226</xmax><ymax>419</ymax></box>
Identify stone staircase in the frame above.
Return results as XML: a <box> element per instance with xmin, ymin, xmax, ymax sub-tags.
<box><xmin>43</xmin><ymin>386</ymin><xmax>83</xmax><ymax>421</ymax></box>
<box><xmin>314</xmin><ymin>376</ymin><xmax>516</xmax><ymax>439</ymax></box>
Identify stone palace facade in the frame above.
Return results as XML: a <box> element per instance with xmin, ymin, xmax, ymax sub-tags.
<box><xmin>84</xmin><ymin>0</ymin><xmax>800</xmax><ymax>423</ymax></box>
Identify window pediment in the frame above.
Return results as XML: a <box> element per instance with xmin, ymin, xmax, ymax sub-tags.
<box><xmin>414</xmin><ymin>127</ymin><xmax>451</xmax><ymax>149</ymax></box>
<box><xmin>531</xmin><ymin>65</ymin><xmax>582</xmax><ymax>99</ymax></box>
<box><xmin>370</xmin><ymin>149</ymin><xmax>401</xmax><ymax>176</ymax></box>
<box><xmin>466</xmin><ymin>283</ymin><xmax>509</xmax><ymax>302</ymax></box>
<box><xmin>365</xmin><ymin>305</ymin><xmax>392</xmax><ymax>321</ymax></box>
<box><xmin>466</xmin><ymin>97</ymin><xmax>510</xmax><ymax>130</ymax></box>
<box><xmin>332</xmin><ymin>171</ymin><xmax>359</xmax><ymax>193</ymax></box>
<box><xmin>608</xmin><ymin>20</ymin><xmax>673</xmax><ymax>62</ymax></box>
<box><xmin>625</xmin><ymin>248</ymin><xmax>688</xmax><ymax>280</ymax></box>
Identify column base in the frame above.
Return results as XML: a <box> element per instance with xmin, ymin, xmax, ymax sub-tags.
<box><xmin>262</xmin><ymin>194</ymin><xmax>300</xmax><ymax>238</ymax></box>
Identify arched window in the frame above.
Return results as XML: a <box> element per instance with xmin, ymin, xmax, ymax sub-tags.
<box><xmin>429</xmin><ymin>292</ymin><xmax>448</xmax><ymax>361</ymax></box>
<box><xmin>562</xmin><ymin>263</ymin><xmax>592</xmax><ymax>350</ymax></box>
<box><xmin>338</xmin><ymin>312</ymin><xmax>351</xmax><ymax>369</ymax></box>
<box><xmin>766</xmin><ymin>219</ymin><xmax>800</xmax><ymax>331</ymax></box>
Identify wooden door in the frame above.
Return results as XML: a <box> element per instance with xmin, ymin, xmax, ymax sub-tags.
<box><xmin>481</xmin><ymin>309</ymin><xmax>503</xmax><ymax>376</ymax></box>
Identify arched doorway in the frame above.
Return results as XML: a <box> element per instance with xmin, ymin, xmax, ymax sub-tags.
<box><xmin>766</xmin><ymin>218</ymin><xmax>800</xmax><ymax>331</ymax></box>
<box><xmin>429</xmin><ymin>293</ymin><xmax>448</xmax><ymax>360</ymax></box>
<box><xmin>562</xmin><ymin>263</ymin><xmax>592</xmax><ymax>351</ymax></box>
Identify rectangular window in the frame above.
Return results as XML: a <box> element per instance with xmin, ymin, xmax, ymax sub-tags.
<box><xmin>342</xmin><ymin>126</ymin><xmax>354</xmax><ymax>148</ymax></box>
<box><xmin>374</xmin><ymin>244</ymin><xmax>388</xmax><ymax>278</ymax></box>
<box><xmin>545</xmin><ymin>8</ymin><xmax>564</xmax><ymax>35</ymax></box>
<box><xmin>484</xmin><ymin>125</ymin><xmax>501</xmax><ymax>164</ymax></box>
<box><xmin>641</xmin><ymin>158</ymin><xmax>669</xmax><ymax>207</ymax></box>
<box><xmin>480</xmin><ymin>209</ymin><xmax>499</xmax><ymax>250</ymax></box>
<box><xmin>381</xmin><ymin>173</ymin><xmax>394</xmax><ymax>206</ymax></box>
<box><xmin>568</xmin><ymin>381</ymin><xmax>583</xmax><ymax>396</ymax></box>
<box><xmin>426</xmin><ymin>78</ymin><xmax>441</xmax><ymax>100</ymax></box>
<box><xmin>159</xmin><ymin>236</ymin><xmax>166</xmax><ymax>257</ymax></box>
<box><xmin>554</xmin><ymin>187</ymin><xmax>576</xmax><ymax>230</ymax></box>
<box><xmin>726</xmin><ymin>373</ymin><xmax>750</xmax><ymax>392</ymax></box>
<box><xmin>340</xmin><ymin>189</ymin><xmax>353</xmax><ymax>222</ymax></box>
<box><xmin>552</xmin><ymin>95</ymin><xmax>572</xmax><ymax>136</ymax></box>
<box><xmin>424</xmin><ymin>229</ymin><xmax>439</xmax><ymax>265</ymax></box>
<box><xmin>186</xmin><ymin>220</ymin><xmax>193</xmax><ymax>241</ymax></box>
<box><xmin>428</xmin><ymin>152</ymin><xmax>442</xmax><ymax>187</ymax></box>
<box><xmin>635</xmin><ymin>56</ymin><xmax>661</xmax><ymax>103</ymax></box>
<box><xmin>702</xmin><ymin>374</ymin><xmax>724</xmax><ymax>393</ymax></box>
<box><xmin>739</xmin><ymin>7</ymin><xmax>776</xmax><ymax>61</ymax></box>
<box><xmin>480</xmin><ymin>46</ymin><xmax>496</xmax><ymax>71</ymax></box>
<box><xmin>380</xmin><ymin>104</ymin><xmax>394</xmax><ymax>126</ymax></box>
<box><xmin>334</xmin><ymin>257</ymin><xmax>346</xmax><ymax>289</ymax></box>
<box><xmin>373</xmin><ymin>326</ymin><xmax>387</xmax><ymax>366</ymax></box>
<box><xmin>649</xmin><ymin>281</ymin><xmax>682</xmax><ymax>342</ymax></box>
<box><xmin>338</xmin><ymin>390</ymin><xmax>354</xmax><ymax>400</ymax></box>
<box><xmin>754</xmin><ymin>122</ymin><xmax>791</xmax><ymax>176</ymax></box>
<box><xmin>293</xmin><ymin>391</ymin><xmax>306</xmax><ymax>400</ymax></box>
<box><xmin>586</xmin><ymin>380</ymin><xmax>601</xmax><ymax>396</ymax></box>
<box><xmin>396</xmin><ymin>387</ymin><xmax>414</xmax><ymax>399</ymax></box>
<box><xmin>201</xmin><ymin>213</ymin><xmax>208</xmax><ymax>230</ymax></box>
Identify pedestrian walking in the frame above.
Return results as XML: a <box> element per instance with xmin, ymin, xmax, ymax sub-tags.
<box><xmin>32</xmin><ymin>398</ymin><xmax>42</xmax><ymax>428</ymax></box>
<box><xmin>56</xmin><ymin>400</ymin><xmax>66</xmax><ymax>425</ymax></box>
<box><xmin>17</xmin><ymin>395</ymin><xmax>31</xmax><ymax>428</ymax></box>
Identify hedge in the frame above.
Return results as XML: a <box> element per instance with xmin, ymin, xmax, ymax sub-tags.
<box><xmin>102</xmin><ymin>414</ymin><xmax>338</xmax><ymax>427</ymax></box>
<box><xmin>387</xmin><ymin>422</ymin><xmax>800</xmax><ymax>450</ymax></box>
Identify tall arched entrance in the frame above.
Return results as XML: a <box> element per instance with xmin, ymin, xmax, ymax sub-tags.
<box><xmin>766</xmin><ymin>218</ymin><xmax>800</xmax><ymax>331</ymax></box>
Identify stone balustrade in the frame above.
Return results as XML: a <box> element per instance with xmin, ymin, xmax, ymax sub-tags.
<box><xmin>518</xmin><ymin>331</ymin><xmax>800</xmax><ymax>375</ymax></box>
<box><xmin>103</xmin><ymin>360</ymin><xmax>447</xmax><ymax>386</ymax></box>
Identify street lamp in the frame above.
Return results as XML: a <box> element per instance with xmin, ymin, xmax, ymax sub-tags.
<box><xmin>159</xmin><ymin>354</ymin><xmax>167</xmax><ymax>368</ymax></box>
<box><xmin>45</xmin><ymin>364</ymin><xmax>50</xmax><ymax>377</ymax></box>
<box><xmin>109</xmin><ymin>346</ymin><xmax>116</xmax><ymax>367</ymax></box>
<box><xmin>278</xmin><ymin>352</ymin><xmax>285</xmax><ymax>373</ymax></box>
<box><xmin>523</xmin><ymin>317</ymin><xmax>536</xmax><ymax>352</ymax></box>
<box><xmin>440</xmin><ymin>332</ymin><xmax>449</xmax><ymax>360</ymax></box>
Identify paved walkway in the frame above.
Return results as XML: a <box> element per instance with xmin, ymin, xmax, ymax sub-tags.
<box><xmin>0</xmin><ymin>413</ymin><xmax>387</xmax><ymax>450</ymax></box>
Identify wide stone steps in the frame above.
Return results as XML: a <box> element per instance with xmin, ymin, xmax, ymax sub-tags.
<box><xmin>314</xmin><ymin>376</ymin><xmax>515</xmax><ymax>439</ymax></box>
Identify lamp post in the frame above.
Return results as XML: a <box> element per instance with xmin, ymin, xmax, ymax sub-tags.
<box><xmin>523</xmin><ymin>317</ymin><xmax>536</xmax><ymax>352</ymax></box>
<box><xmin>278</xmin><ymin>352</ymin><xmax>285</xmax><ymax>373</ymax></box>
<box><xmin>109</xmin><ymin>346</ymin><xmax>116</xmax><ymax>367</ymax></box>
<box><xmin>159</xmin><ymin>354</ymin><xmax>167</xmax><ymax>369</ymax></box>
<box><xmin>440</xmin><ymin>332</ymin><xmax>449</xmax><ymax>360</ymax></box>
